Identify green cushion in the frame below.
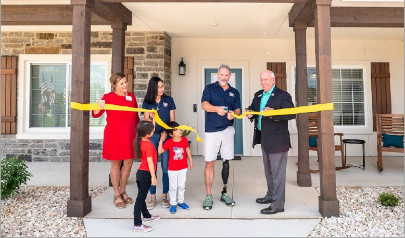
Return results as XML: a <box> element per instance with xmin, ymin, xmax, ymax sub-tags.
<box><xmin>382</xmin><ymin>133</ymin><xmax>404</xmax><ymax>148</ymax></box>
<box><xmin>309</xmin><ymin>136</ymin><xmax>317</xmax><ymax>147</ymax></box>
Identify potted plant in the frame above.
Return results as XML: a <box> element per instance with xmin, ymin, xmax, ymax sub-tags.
<box><xmin>181</xmin><ymin>129</ymin><xmax>192</xmax><ymax>146</ymax></box>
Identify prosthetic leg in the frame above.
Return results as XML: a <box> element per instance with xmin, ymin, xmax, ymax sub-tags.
<box><xmin>221</xmin><ymin>160</ymin><xmax>229</xmax><ymax>194</ymax></box>
<box><xmin>220</xmin><ymin>160</ymin><xmax>235</xmax><ymax>206</ymax></box>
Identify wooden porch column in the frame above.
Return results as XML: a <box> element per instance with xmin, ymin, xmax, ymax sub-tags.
<box><xmin>294</xmin><ymin>22</ymin><xmax>311</xmax><ymax>187</ymax></box>
<box><xmin>111</xmin><ymin>22</ymin><xmax>127</xmax><ymax>74</ymax></box>
<box><xmin>313</xmin><ymin>0</ymin><xmax>339</xmax><ymax>217</ymax></box>
<box><xmin>67</xmin><ymin>0</ymin><xmax>92</xmax><ymax>217</ymax></box>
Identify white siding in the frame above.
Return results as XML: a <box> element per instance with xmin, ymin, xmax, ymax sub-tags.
<box><xmin>171</xmin><ymin>38</ymin><xmax>404</xmax><ymax>156</ymax></box>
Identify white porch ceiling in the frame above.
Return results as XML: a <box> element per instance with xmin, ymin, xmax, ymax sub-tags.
<box><xmin>1</xmin><ymin>0</ymin><xmax>403</xmax><ymax>40</ymax></box>
<box><xmin>122</xmin><ymin>1</ymin><xmax>404</xmax><ymax>40</ymax></box>
<box><xmin>125</xmin><ymin>3</ymin><xmax>294</xmax><ymax>39</ymax></box>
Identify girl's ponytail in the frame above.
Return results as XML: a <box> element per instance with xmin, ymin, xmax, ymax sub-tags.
<box><xmin>134</xmin><ymin>134</ymin><xmax>142</xmax><ymax>161</ymax></box>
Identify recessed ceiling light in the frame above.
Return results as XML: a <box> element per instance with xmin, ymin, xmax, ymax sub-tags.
<box><xmin>210</xmin><ymin>23</ymin><xmax>218</xmax><ymax>26</ymax></box>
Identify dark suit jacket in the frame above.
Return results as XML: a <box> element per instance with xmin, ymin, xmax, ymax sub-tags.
<box><xmin>248</xmin><ymin>87</ymin><xmax>296</xmax><ymax>154</ymax></box>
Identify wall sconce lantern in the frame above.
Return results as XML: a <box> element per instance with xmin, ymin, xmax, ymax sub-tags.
<box><xmin>179</xmin><ymin>57</ymin><xmax>186</xmax><ymax>75</ymax></box>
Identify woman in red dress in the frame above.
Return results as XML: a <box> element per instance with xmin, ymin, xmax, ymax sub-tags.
<box><xmin>92</xmin><ymin>73</ymin><xmax>140</xmax><ymax>208</ymax></box>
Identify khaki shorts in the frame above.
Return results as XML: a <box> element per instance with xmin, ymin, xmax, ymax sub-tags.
<box><xmin>204</xmin><ymin>126</ymin><xmax>235</xmax><ymax>162</ymax></box>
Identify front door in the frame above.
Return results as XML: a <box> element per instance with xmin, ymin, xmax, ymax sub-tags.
<box><xmin>204</xmin><ymin>68</ymin><xmax>243</xmax><ymax>155</ymax></box>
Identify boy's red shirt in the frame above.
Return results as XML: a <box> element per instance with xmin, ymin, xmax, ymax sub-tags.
<box><xmin>163</xmin><ymin>137</ymin><xmax>189</xmax><ymax>171</ymax></box>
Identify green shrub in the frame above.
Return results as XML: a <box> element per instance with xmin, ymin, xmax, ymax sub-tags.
<box><xmin>1</xmin><ymin>156</ymin><xmax>32</xmax><ymax>200</ymax></box>
<box><xmin>378</xmin><ymin>192</ymin><xmax>401</xmax><ymax>207</ymax></box>
<box><xmin>181</xmin><ymin>129</ymin><xmax>192</xmax><ymax>137</ymax></box>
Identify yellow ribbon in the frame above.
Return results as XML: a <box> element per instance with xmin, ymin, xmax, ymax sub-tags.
<box><xmin>71</xmin><ymin>102</ymin><xmax>334</xmax><ymax>143</ymax></box>
<box><xmin>70</xmin><ymin>102</ymin><xmax>204</xmax><ymax>142</ymax></box>
<box><xmin>234</xmin><ymin>103</ymin><xmax>334</xmax><ymax>119</ymax></box>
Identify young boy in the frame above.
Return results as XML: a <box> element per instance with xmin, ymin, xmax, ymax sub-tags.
<box><xmin>158</xmin><ymin>121</ymin><xmax>193</xmax><ymax>214</ymax></box>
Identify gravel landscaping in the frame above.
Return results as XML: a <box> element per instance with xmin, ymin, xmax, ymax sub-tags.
<box><xmin>310</xmin><ymin>186</ymin><xmax>404</xmax><ymax>237</ymax></box>
<box><xmin>1</xmin><ymin>186</ymin><xmax>107</xmax><ymax>237</ymax></box>
<box><xmin>1</xmin><ymin>186</ymin><xmax>403</xmax><ymax>237</ymax></box>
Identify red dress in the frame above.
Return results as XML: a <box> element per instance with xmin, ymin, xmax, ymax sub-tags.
<box><xmin>92</xmin><ymin>92</ymin><xmax>140</xmax><ymax>160</ymax></box>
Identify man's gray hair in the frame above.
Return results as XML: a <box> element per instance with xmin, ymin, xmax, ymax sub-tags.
<box><xmin>269</xmin><ymin>70</ymin><xmax>275</xmax><ymax>79</ymax></box>
<box><xmin>218</xmin><ymin>64</ymin><xmax>231</xmax><ymax>73</ymax></box>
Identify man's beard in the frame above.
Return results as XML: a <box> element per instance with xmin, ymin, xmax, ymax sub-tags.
<box><xmin>219</xmin><ymin>80</ymin><xmax>228</xmax><ymax>86</ymax></box>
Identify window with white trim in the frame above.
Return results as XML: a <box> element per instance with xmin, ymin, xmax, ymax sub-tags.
<box><xmin>29</xmin><ymin>63</ymin><xmax>107</xmax><ymax>128</ymax></box>
<box><xmin>294</xmin><ymin>66</ymin><xmax>365</xmax><ymax>126</ymax></box>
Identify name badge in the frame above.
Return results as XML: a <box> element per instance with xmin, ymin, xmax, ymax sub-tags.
<box><xmin>126</xmin><ymin>96</ymin><xmax>132</xmax><ymax>101</ymax></box>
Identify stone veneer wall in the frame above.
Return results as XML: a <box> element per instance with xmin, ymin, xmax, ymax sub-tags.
<box><xmin>0</xmin><ymin>31</ymin><xmax>171</xmax><ymax>162</ymax></box>
<box><xmin>0</xmin><ymin>135</ymin><xmax>103</xmax><ymax>162</ymax></box>
<box><xmin>1</xmin><ymin>31</ymin><xmax>172</xmax><ymax>103</ymax></box>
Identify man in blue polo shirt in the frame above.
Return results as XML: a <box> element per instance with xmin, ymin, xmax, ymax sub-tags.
<box><xmin>201</xmin><ymin>64</ymin><xmax>241</xmax><ymax>210</ymax></box>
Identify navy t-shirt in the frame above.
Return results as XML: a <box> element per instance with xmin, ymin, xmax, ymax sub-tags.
<box><xmin>201</xmin><ymin>81</ymin><xmax>241</xmax><ymax>132</ymax></box>
<box><xmin>142</xmin><ymin>95</ymin><xmax>176</xmax><ymax>134</ymax></box>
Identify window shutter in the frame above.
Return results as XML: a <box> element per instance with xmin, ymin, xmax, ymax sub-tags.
<box><xmin>267</xmin><ymin>62</ymin><xmax>287</xmax><ymax>91</ymax></box>
<box><xmin>371</xmin><ymin>62</ymin><xmax>391</xmax><ymax>131</ymax></box>
<box><xmin>124</xmin><ymin>57</ymin><xmax>134</xmax><ymax>93</ymax></box>
<box><xmin>1</xmin><ymin>56</ymin><xmax>18</xmax><ymax>134</ymax></box>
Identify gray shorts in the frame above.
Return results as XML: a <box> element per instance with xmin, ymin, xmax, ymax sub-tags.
<box><xmin>204</xmin><ymin>126</ymin><xmax>235</xmax><ymax>162</ymax></box>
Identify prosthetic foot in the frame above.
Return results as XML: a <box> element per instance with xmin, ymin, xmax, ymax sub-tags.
<box><xmin>220</xmin><ymin>160</ymin><xmax>235</xmax><ymax>206</ymax></box>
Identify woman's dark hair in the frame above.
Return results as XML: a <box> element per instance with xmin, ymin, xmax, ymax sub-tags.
<box><xmin>165</xmin><ymin>121</ymin><xmax>180</xmax><ymax>136</ymax></box>
<box><xmin>134</xmin><ymin>120</ymin><xmax>155</xmax><ymax>160</ymax></box>
<box><xmin>144</xmin><ymin>77</ymin><xmax>164</xmax><ymax>104</ymax></box>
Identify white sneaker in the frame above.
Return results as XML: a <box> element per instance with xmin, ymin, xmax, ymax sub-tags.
<box><xmin>161</xmin><ymin>198</ymin><xmax>170</xmax><ymax>208</ymax></box>
<box><xmin>142</xmin><ymin>215</ymin><xmax>160</xmax><ymax>223</ymax></box>
<box><xmin>133</xmin><ymin>224</ymin><xmax>153</xmax><ymax>233</ymax></box>
<box><xmin>146</xmin><ymin>199</ymin><xmax>157</xmax><ymax>210</ymax></box>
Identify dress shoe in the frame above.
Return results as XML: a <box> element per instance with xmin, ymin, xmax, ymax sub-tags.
<box><xmin>256</xmin><ymin>197</ymin><xmax>274</xmax><ymax>204</ymax></box>
<box><xmin>260</xmin><ymin>206</ymin><xmax>284</xmax><ymax>215</ymax></box>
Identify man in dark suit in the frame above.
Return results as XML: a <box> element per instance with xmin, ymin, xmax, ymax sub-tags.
<box><xmin>246</xmin><ymin>70</ymin><xmax>295</xmax><ymax>214</ymax></box>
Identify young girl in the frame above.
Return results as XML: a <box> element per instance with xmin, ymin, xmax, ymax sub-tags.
<box><xmin>133</xmin><ymin>121</ymin><xmax>160</xmax><ymax>232</ymax></box>
<box><xmin>158</xmin><ymin>121</ymin><xmax>193</xmax><ymax>214</ymax></box>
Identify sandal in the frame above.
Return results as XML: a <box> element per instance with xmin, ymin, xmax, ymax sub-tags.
<box><xmin>113</xmin><ymin>194</ymin><xmax>126</xmax><ymax>208</ymax></box>
<box><xmin>121</xmin><ymin>192</ymin><xmax>133</xmax><ymax>204</ymax></box>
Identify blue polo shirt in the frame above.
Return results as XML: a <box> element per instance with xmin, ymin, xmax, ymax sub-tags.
<box><xmin>201</xmin><ymin>81</ymin><xmax>241</xmax><ymax>132</ymax></box>
<box><xmin>142</xmin><ymin>95</ymin><xmax>176</xmax><ymax>134</ymax></box>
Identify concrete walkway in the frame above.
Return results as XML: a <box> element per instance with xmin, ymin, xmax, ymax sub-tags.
<box><xmin>27</xmin><ymin>155</ymin><xmax>404</xmax><ymax>237</ymax></box>
<box><xmin>83</xmin><ymin>218</ymin><xmax>321</xmax><ymax>237</ymax></box>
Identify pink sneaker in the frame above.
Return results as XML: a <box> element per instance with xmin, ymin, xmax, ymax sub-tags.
<box><xmin>142</xmin><ymin>215</ymin><xmax>160</xmax><ymax>223</ymax></box>
<box><xmin>133</xmin><ymin>224</ymin><xmax>152</xmax><ymax>233</ymax></box>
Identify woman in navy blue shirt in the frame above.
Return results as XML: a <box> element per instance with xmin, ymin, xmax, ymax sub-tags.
<box><xmin>142</xmin><ymin>76</ymin><xmax>176</xmax><ymax>210</ymax></box>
